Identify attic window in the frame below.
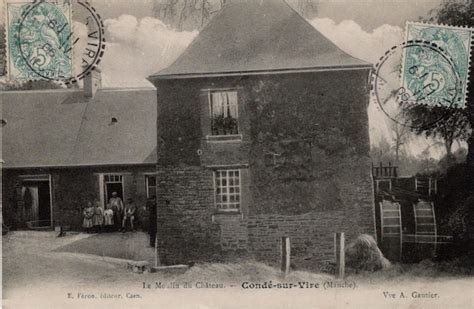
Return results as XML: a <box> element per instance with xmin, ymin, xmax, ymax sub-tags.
<box><xmin>1</xmin><ymin>119</ymin><xmax>7</xmax><ymax>127</ymax></box>
<box><xmin>209</xmin><ymin>91</ymin><xmax>239</xmax><ymax>136</ymax></box>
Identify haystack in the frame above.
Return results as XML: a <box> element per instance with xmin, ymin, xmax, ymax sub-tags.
<box><xmin>345</xmin><ymin>234</ymin><xmax>391</xmax><ymax>272</ymax></box>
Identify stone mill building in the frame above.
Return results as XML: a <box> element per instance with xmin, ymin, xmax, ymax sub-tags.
<box><xmin>149</xmin><ymin>0</ymin><xmax>375</xmax><ymax>270</ymax></box>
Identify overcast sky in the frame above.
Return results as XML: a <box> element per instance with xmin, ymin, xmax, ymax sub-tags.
<box><xmin>90</xmin><ymin>0</ymin><xmax>443</xmax><ymax>30</ymax></box>
<box><xmin>317</xmin><ymin>0</ymin><xmax>443</xmax><ymax>30</ymax></box>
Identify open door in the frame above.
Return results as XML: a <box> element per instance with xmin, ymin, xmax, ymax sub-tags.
<box><xmin>20</xmin><ymin>175</ymin><xmax>52</xmax><ymax>227</ymax></box>
<box><xmin>101</xmin><ymin>174</ymin><xmax>124</xmax><ymax>207</ymax></box>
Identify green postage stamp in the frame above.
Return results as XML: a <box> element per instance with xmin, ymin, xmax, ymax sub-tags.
<box><xmin>401</xmin><ymin>22</ymin><xmax>473</xmax><ymax>109</ymax></box>
<box><xmin>6</xmin><ymin>1</ymin><xmax>73</xmax><ymax>80</ymax></box>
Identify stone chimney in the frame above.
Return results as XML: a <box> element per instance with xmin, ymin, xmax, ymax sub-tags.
<box><xmin>83</xmin><ymin>67</ymin><xmax>102</xmax><ymax>98</ymax></box>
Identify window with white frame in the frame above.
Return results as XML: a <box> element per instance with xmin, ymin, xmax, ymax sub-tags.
<box><xmin>214</xmin><ymin>170</ymin><xmax>240</xmax><ymax>211</ymax></box>
<box><xmin>209</xmin><ymin>91</ymin><xmax>239</xmax><ymax>136</ymax></box>
<box><xmin>146</xmin><ymin>175</ymin><xmax>157</xmax><ymax>199</ymax></box>
<box><xmin>104</xmin><ymin>174</ymin><xmax>122</xmax><ymax>183</ymax></box>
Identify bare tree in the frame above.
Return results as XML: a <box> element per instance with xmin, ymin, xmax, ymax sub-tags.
<box><xmin>153</xmin><ymin>0</ymin><xmax>318</xmax><ymax>30</ymax></box>
<box><xmin>153</xmin><ymin>0</ymin><xmax>221</xmax><ymax>30</ymax></box>
<box><xmin>390</xmin><ymin>119</ymin><xmax>411</xmax><ymax>163</ymax></box>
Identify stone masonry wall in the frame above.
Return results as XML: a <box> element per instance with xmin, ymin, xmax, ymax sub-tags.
<box><xmin>156</xmin><ymin>166</ymin><xmax>221</xmax><ymax>264</ymax></box>
<box><xmin>156</xmin><ymin>167</ymin><xmax>250</xmax><ymax>264</ymax></box>
<box><xmin>154</xmin><ymin>70</ymin><xmax>375</xmax><ymax>268</ymax></box>
<box><xmin>214</xmin><ymin>213</ymin><xmax>248</xmax><ymax>253</ymax></box>
<box><xmin>245</xmin><ymin>162</ymin><xmax>375</xmax><ymax>271</ymax></box>
<box><xmin>247</xmin><ymin>212</ymin><xmax>344</xmax><ymax>270</ymax></box>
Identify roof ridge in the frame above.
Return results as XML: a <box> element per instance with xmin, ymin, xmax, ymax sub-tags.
<box><xmin>150</xmin><ymin>0</ymin><xmax>371</xmax><ymax>79</ymax></box>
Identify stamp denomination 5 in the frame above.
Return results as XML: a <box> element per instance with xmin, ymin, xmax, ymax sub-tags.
<box><xmin>401</xmin><ymin>22</ymin><xmax>473</xmax><ymax>109</ymax></box>
<box><xmin>5</xmin><ymin>0</ymin><xmax>106</xmax><ymax>83</ymax></box>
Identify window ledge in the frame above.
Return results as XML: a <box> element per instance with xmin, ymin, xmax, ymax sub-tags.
<box><xmin>213</xmin><ymin>210</ymin><xmax>241</xmax><ymax>215</ymax></box>
<box><xmin>212</xmin><ymin>211</ymin><xmax>244</xmax><ymax>223</ymax></box>
<box><xmin>206</xmin><ymin>135</ymin><xmax>242</xmax><ymax>143</ymax></box>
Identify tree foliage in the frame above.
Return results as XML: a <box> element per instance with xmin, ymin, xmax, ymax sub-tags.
<box><xmin>407</xmin><ymin>0</ymin><xmax>474</xmax><ymax>174</ymax></box>
<box><xmin>403</xmin><ymin>104</ymin><xmax>470</xmax><ymax>158</ymax></box>
<box><xmin>370</xmin><ymin>138</ymin><xmax>442</xmax><ymax>176</ymax></box>
<box><xmin>425</xmin><ymin>0</ymin><xmax>473</xmax><ymax>26</ymax></box>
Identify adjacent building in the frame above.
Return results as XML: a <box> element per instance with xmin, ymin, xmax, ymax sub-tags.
<box><xmin>149</xmin><ymin>0</ymin><xmax>375</xmax><ymax>270</ymax></box>
<box><xmin>1</xmin><ymin>72</ymin><xmax>157</xmax><ymax>230</ymax></box>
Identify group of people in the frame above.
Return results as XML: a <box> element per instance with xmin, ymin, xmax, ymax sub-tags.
<box><xmin>82</xmin><ymin>192</ymin><xmax>136</xmax><ymax>233</ymax></box>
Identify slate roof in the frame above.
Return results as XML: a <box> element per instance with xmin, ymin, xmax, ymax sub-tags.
<box><xmin>150</xmin><ymin>0</ymin><xmax>370</xmax><ymax>79</ymax></box>
<box><xmin>1</xmin><ymin>88</ymin><xmax>157</xmax><ymax>168</ymax></box>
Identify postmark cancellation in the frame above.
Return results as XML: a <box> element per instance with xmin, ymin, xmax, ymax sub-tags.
<box><xmin>401</xmin><ymin>22</ymin><xmax>473</xmax><ymax>109</ymax></box>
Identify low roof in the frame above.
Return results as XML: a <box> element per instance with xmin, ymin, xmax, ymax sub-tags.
<box><xmin>1</xmin><ymin>88</ymin><xmax>157</xmax><ymax>168</ymax></box>
<box><xmin>150</xmin><ymin>0</ymin><xmax>370</xmax><ymax>80</ymax></box>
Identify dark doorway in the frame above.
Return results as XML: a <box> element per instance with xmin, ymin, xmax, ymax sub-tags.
<box><xmin>37</xmin><ymin>181</ymin><xmax>51</xmax><ymax>222</ymax></box>
<box><xmin>22</xmin><ymin>180</ymin><xmax>51</xmax><ymax>227</ymax></box>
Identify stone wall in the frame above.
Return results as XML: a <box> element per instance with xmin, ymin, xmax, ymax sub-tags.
<box><xmin>214</xmin><ymin>213</ymin><xmax>248</xmax><ymax>253</ymax></box>
<box><xmin>156</xmin><ymin>166</ymin><xmax>222</xmax><ymax>264</ymax></box>
<box><xmin>247</xmin><ymin>212</ymin><xmax>344</xmax><ymax>269</ymax></box>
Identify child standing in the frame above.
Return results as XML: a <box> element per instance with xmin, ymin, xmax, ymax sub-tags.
<box><xmin>103</xmin><ymin>203</ymin><xmax>114</xmax><ymax>232</ymax></box>
<box><xmin>82</xmin><ymin>202</ymin><xmax>94</xmax><ymax>233</ymax></box>
<box><xmin>92</xmin><ymin>200</ymin><xmax>104</xmax><ymax>233</ymax></box>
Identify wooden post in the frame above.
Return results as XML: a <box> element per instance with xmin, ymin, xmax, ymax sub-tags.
<box><xmin>281</xmin><ymin>236</ymin><xmax>290</xmax><ymax>276</ymax></box>
<box><xmin>335</xmin><ymin>232</ymin><xmax>345</xmax><ymax>279</ymax></box>
<box><xmin>154</xmin><ymin>235</ymin><xmax>159</xmax><ymax>267</ymax></box>
<box><xmin>428</xmin><ymin>177</ymin><xmax>432</xmax><ymax>196</ymax></box>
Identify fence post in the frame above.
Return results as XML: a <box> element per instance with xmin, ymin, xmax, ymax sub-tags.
<box><xmin>335</xmin><ymin>232</ymin><xmax>345</xmax><ymax>279</ymax></box>
<box><xmin>155</xmin><ymin>235</ymin><xmax>159</xmax><ymax>267</ymax></box>
<box><xmin>281</xmin><ymin>236</ymin><xmax>291</xmax><ymax>276</ymax></box>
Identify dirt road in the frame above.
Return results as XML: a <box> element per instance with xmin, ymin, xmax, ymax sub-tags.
<box><xmin>2</xmin><ymin>231</ymin><xmax>473</xmax><ymax>309</ymax></box>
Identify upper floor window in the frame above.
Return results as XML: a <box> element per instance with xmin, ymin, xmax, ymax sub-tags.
<box><xmin>209</xmin><ymin>91</ymin><xmax>239</xmax><ymax>136</ymax></box>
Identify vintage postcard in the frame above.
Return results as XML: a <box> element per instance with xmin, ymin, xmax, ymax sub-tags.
<box><xmin>1</xmin><ymin>0</ymin><xmax>473</xmax><ymax>308</ymax></box>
